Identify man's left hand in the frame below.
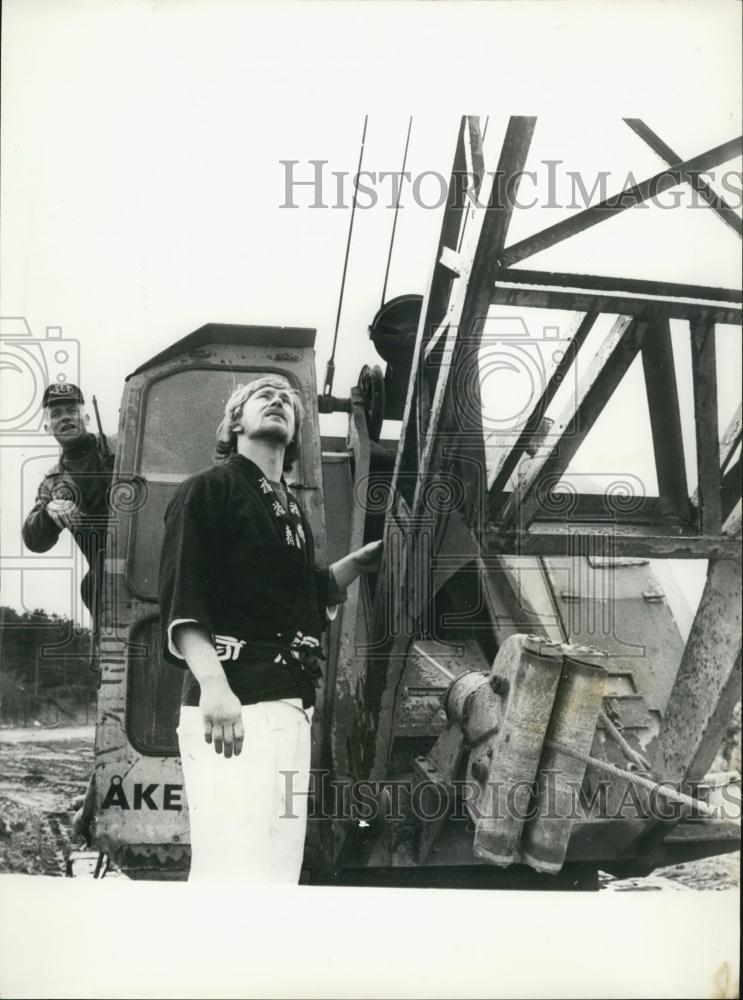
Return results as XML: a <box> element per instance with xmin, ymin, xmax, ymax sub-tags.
<box><xmin>329</xmin><ymin>539</ymin><xmax>384</xmax><ymax>593</ymax></box>
<box><xmin>353</xmin><ymin>539</ymin><xmax>383</xmax><ymax>572</ymax></box>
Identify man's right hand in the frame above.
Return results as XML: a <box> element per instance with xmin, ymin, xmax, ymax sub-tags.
<box><xmin>199</xmin><ymin>676</ymin><xmax>245</xmax><ymax>758</ymax></box>
<box><xmin>46</xmin><ymin>499</ymin><xmax>81</xmax><ymax>530</ymax></box>
<box><xmin>172</xmin><ymin>622</ymin><xmax>245</xmax><ymax>757</ymax></box>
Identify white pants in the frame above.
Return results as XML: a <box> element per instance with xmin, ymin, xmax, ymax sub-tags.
<box><xmin>177</xmin><ymin>700</ymin><xmax>313</xmax><ymax>885</ymax></box>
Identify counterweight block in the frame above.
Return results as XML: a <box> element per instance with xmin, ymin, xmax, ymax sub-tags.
<box><xmin>440</xmin><ymin>635</ymin><xmax>610</xmax><ymax>872</ymax></box>
<box><xmin>521</xmin><ymin>652</ymin><xmax>609</xmax><ymax>873</ymax></box>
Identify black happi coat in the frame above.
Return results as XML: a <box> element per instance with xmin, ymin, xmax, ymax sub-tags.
<box><xmin>159</xmin><ymin>454</ymin><xmax>330</xmax><ymax>708</ymax></box>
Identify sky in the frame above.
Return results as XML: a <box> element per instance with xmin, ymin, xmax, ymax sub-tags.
<box><xmin>1</xmin><ymin>0</ymin><xmax>741</xmax><ymax>627</ymax></box>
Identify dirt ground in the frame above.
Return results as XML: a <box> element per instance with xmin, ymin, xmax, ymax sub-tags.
<box><xmin>0</xmin><ymin>726</ymin><xmax>739</xmax><ymax>887</ymax></box>
<box><xmin>0</xmin><ymin>727</ymin><xmax>93</xmax><ymax>876</ymax></box>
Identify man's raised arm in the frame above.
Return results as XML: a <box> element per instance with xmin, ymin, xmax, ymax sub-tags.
<box><xmin>329</xmin><ymin>539</ymin><xmax>383</xmax><ymax>591</ymax></box>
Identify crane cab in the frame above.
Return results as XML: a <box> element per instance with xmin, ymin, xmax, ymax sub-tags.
<box><xmin>93</xmin><ymin>324</ymin><xmax>327</xmax><ymax>878</ymax></box>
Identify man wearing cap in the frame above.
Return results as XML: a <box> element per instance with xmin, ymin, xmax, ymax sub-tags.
<box><xmin>159</xmin><ymin>375</ymin><xmax>381</xmax><ymax>883</ymax></box>
<box><xmin>23</xmin><ymin>383</ymin><xmax>114</xmax><ymax>619</ymax></box>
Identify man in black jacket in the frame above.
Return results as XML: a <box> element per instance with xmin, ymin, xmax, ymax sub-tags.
<box><xmin>23</xmin><ymin>383</ymin><xmax>114</xmax><ymax>842</ymax></box>
<box><xmin>23</xmin><ymin>383</ymin><xmax>114</xmax><ymax>619</ymax></box>
<box><xmin>159</xmin><ymin>375</ymin><xmax>380</xmax><ymax>883</ymax></box>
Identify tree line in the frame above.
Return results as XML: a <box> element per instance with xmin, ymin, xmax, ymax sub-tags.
<box><xmin>0</xmin><ymin>607</ymin><xmax>96</xmax><ymax>726</ymax></box>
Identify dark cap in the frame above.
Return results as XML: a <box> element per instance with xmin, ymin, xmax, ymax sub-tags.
<box><xmin>43</xmin><ymin>383</ymin><xmax>85</xmax><ymax>408</ymax></box>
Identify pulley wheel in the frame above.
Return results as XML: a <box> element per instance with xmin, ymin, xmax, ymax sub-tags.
<box><xmin>358</xmin><ymin>364</ymin><xmax>385</xmax><ymax>441</ymax></box>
